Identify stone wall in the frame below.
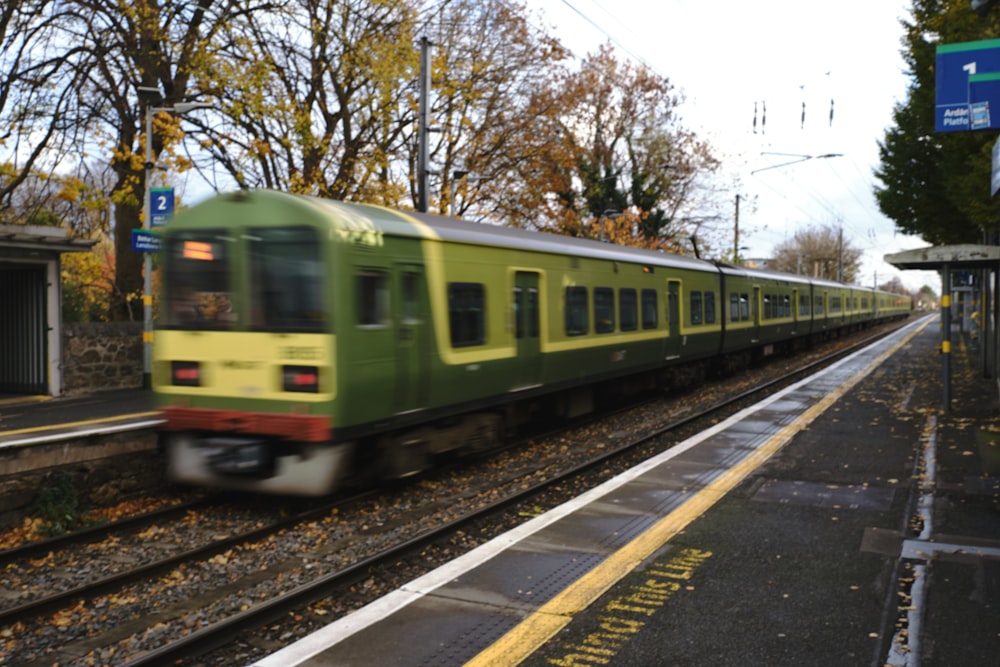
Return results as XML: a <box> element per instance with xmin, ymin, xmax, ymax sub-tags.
<box><xmin>0</xmin><ymin>323</ymin><xmax>154</xmax><ymax>529</ymax></box>
<box><xmin>0</xmin><ymin>431</ymin><xmax>163</xmax><ymax>530</ymax></box>
<box><xmin>62</xmin><ymin>322</ymin><xmax>144</xmax><ymax>395</ymax></box>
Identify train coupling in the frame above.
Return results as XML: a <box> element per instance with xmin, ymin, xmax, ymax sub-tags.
<box><xmin>201</xmin><ymin>436</ymin><xmax>274</xmax><ymax>477</ymax></box>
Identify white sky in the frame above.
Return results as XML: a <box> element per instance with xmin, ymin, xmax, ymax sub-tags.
<box><xmin>528</xmin><ymin>0</ymin><xmax>940</xmax><ymax>293</ymax></box>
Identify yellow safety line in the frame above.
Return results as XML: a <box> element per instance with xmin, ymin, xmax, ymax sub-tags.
<box><xmin>0</xmin><ymin>411</ymin><xmax>161</xmax><ymax>438</ymax></box>
<box><xmin>466</xmin><ymin>318</ymin><xmax>930</xmax><ymax>666</ymax></box>
<box><xmin>0</xmin><ymin>395</ymin><xmax>50</xmax><ymax>407</ymax></box>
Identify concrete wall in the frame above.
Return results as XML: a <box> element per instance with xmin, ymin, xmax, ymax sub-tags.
<box><xmin>62</xmin><ymin>322</ymin><xmax>144</xmax><ymax>395</ymax></box>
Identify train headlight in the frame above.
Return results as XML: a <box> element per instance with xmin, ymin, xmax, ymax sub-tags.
<box><xmin>282</xmin><ymin>365</ymin><xmax>319</xmax><ymax>393</ymax></box>
<box><xmin>171</xmin><ymin>361</ymin><xmax>201</xmax><ymax>387</ymax></box>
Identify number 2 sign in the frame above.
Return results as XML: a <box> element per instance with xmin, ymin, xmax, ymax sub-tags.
<box><xmin>150</xmin><ymin>187</ymin><xmax>174</xmax><ymax>227</ymax></box>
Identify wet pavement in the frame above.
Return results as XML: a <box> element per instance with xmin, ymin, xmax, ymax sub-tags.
<box><xmin>523</xmin><ymin>318</ymin><xmax>1000</xmax><ymax>667</ymax></box>
<box><xmin>3</xmin><ymin>317</ymin><xmax>998</xmax><ymax>666</ymax></box>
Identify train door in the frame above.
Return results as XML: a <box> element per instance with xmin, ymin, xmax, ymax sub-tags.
<box><xmin>393</xmin><ymin>265</ymin><xmax>429</xmax><ymax>413</ymax></box>
<box><xmin>514</xmin><ymin>271</ymin><xmax>542</xmax><ymax>388</ymax></box>
<box><xmin>666</xmin><ymin>280</ymin><xmax>681</xmax><ymax>359</ymax></box>
<box><xmin>752</xmin><ymin>286</ymin><xmax>762</xmax><ymax>342</ymax></box>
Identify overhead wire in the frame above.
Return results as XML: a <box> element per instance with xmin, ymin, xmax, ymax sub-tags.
<box><xmin>526</xmin><ymin>0</ymin><xmax>900</xmax><ymax>283</ymax></box>
<box><xmin>552</xmin><ymin>0</ymin><xmax>658</xmax><ymax>71</ymax></box>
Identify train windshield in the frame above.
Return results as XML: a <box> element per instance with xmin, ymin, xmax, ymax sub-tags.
<box><xmin>162</xmin><ymin>226</ymin><xmax>325</xmax><ymax>332</ymax></box>
<box><xmin>163</xmin><ymin>231</ymin><xmax>235</xmax><ymax>329</ymax></box>
<box><xmin>248</xmin><ymin>226</ymin><xmax>325</xmax><ymax>332</ymax></box>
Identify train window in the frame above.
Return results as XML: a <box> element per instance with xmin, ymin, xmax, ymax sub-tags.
<box><xmin>814</xmin><ymin>295</ymin><xmax>824</xmax><ymax>314</ymax></box>
<box><xmin>449</xmin><ymin>283</ymin><xmax>485</xmax><ymax>346</ymax></box>
<box><xmin>705</xmin><ymin>292</ymin><xmax>716</xmax><ymax>324</ymax></box>
<box><xmin>357</xmin><ymin>271</ymin><xmax>389</xmax><ymax>326</ymax></box>
<box><xmin>248</xmin><ymin>227</ymin><xmax>325</xmax><ymax>332</ymax></box>
<box><xmin>164</xmin><ymin>231</ymin><xmax>233</xmax><ymax>328</ymax></box>
<box><xmin>690</xmin><ymin>291</ymin><xmax>703</xmax><ymax>325</ymax></box>
<box><xmin>799</xmin><ymin>295</ymin><xmax>810</xmax><ymax>316</ymax></box>
<box><xmin>594</xmin><ymin>287</ymin><xmax>615</xmax><ymax>333</ymax></box>
<box><xmin>641</xmin><ymin>289</ymin><xmax>658</xmax><ymax>329</ymax></box>
<box><xmin>514</xmin><ymin>287</ymin><xmax>524</xmax><ymax>338</ymax></box>
<box><xmin>448</xmin><ymin>283</ymin><xmax>485</xmax><ymax>347</ymax></box>
<box><xmin>763</xmin><ymin>295</ymin><xmax>772</xmax><ymax>320</ymax></box>
<box><xmin>783</xmin><ymin>295</ymin><xmax>791</xmax><ymax>317</ymax></box>
<box><xmin>565</xmin><ymin>286</ymin><xmax>588</xmax><ymax>336</ymax></box>
<box><xmin>620</xmin><ymin>289</ymin><xmax>638</xmax><ymax>331</ymax></box>
<box><xmin>830</xmin><ymin>296</ymin><xmax>842</xmax><ymax>313</ymax></box>
<box><xmin>730</xmin><ymin>293</ymin><xmax>740</xmax><ymax>321</ymax></box>
<box><xmin>740</xmin><ymin>293</ymin><xmax>750</xmax><ymax>321</ymax></box>
<box><xmin>402</xmin><ymin>272</ymin><xmax>421</xmax><ymax>323</ymax></box>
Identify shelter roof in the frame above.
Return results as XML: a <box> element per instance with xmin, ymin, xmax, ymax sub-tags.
<box><xmin>0</xmin><ymin>224</ymin><xmax>96</xmax><ymax>255</ymax></box>
<box><xmin>885</xmin><ymin>244</ymin><xmax>1000</xmax><ymax>270</ymax></box>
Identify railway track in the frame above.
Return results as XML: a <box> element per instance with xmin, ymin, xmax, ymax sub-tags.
<box><xmin>0</xmin><ymin>322</ymin><xmax>907</xmax><ymax>666</ymax></box>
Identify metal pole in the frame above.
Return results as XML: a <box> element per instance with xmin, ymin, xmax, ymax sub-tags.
<box><xmin>136</xmin><ymin>97</ymin><xmax>209</xmax><ymax>390</ymax></box>
<box><xmin>142</xmin><ymin>104</ymin><xmax>153</xmax><ymax>390</ymax></box>
<box><xmin>982</xmin><ymin>268</ymin><xmax>992</xmax><ymax>378</ymax></box>
<box><xmin>733</xmin><ymin>194</ymin><xmax>740</xmax><ymax>262</ymax></box>
<box><xmin>994</xmin><ymin>265</ymin><xmax>1000</xmax><ymax>383</ymax></box>
<box><xmin>417</xmin><ymin>36</ymin><xmax>431</xmax><ymax>213</ymax></box>
<box><xmin>837</xmin><ymin>227</ymin><xmax>843</xmax><ymax>282</ymax></box>
<box><xmin>941</xmin><ymin>264</ymin><xmax>952</xmax><ymax>412</ymax></box>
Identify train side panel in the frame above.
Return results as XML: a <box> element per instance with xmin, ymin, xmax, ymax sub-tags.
<box><xmin>154</xmin><ymin>190</ymin><xmax>913</xmax><ymax>496</ymax></box>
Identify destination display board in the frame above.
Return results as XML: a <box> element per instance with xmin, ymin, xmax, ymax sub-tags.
<box><xmin>936</xmin><ymin>38</ymin><xmax>1000</xmax><ymax>132</ymax></box>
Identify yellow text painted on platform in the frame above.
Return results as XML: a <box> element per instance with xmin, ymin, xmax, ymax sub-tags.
<box><xmin>544</xmin><ymin>548</ymin><xmax>712</xmax><ymax>667</ymax></box>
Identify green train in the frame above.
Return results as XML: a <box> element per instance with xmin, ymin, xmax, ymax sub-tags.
<box><xmin>153</xmin><ymin>190</ymin><xmax>912</xmax><ymax>495</ymax></box>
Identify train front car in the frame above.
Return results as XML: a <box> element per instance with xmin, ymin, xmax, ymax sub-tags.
<box><xmin>154</xmin><ymin>190</ymin><xmax>345</xmax><ymax>495</ymax></box>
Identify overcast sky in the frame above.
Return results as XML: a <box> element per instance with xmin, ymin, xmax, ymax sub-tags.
<box><xmin>528</xmin><ymin>0</ymin><xmax>940</xmax><ymax>292</ymax></box>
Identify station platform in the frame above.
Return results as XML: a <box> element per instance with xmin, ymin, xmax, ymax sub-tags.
<box><xmin>0</xmin><ymin>389</ymin><xmax>156</xmax><ymax>446</ymax></box>
<box><xmin>253</xmin><ymin>315</ymin><xmax>1000</xmax><ymax>667</ymax></box>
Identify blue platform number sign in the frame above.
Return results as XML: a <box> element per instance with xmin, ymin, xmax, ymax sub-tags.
<box><xmin>936</xmin><ymin>38</ymin><xmax>1000</xmax><ymax>132</ymax></box>
<box><xmin>150</xmin><ymin>187</ymin><xmax>174</xmax><ymax>228</ymax></box>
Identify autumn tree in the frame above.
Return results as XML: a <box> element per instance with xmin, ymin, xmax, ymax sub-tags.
<box><xmin>917</xmin><ymin>284</ymin><xmax>939</xmax><ymax>305</ymax></box>
<box><xmin>878</xmin><ymin>276</ymin><xmax>910</xmax><ymax>295</ymax></box>
<box><xmin>0</xmin><ymin>2</ymin><xmax>90</xmax><ymax>218</ymax></box>
<box><xmin>518</xmin><ymin>44</ymin><xmax>720</xmax><ymax>249</ymax></box>
<box><xmin>0</xmin><ymin>0</ymin><xmax>247</xmax><ymax>320</ymax></box>
<box><xmin>192</xmin><ymin>0</ymin><xmax>420</xmax><ymax>202</ymax></box>
<box><xmin>420</xmin><ymin>0</ymin><xmax>569</xmax><ymax>219</ymax></box>
<box><xmin>874</xmin><ymin>0</ymin><xmax>1000</xmax><ymax>244</ymax></box>
<box><xmin>62</xmin><ymin>236</ymin><xmax>117</xmax><ymax>321</ymax></box>
<box><xmin>768</xmin><ymin>224</ymin><xmax>862</xmax><ymax>282</ymax></box>
<box><xmin>1</xmin><ymin>0</ymin><xmax>725</xmax><ymax>325</ymax></box>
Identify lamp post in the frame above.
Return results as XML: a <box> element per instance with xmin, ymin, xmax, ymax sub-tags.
<box><xmin>141</xmin><ymin>98</ymin><xmax>211</xmax><ymax>389</ymax></box>
<box><xmin>734</xmin><ymin>193</ymin><xmax>745</xmax><ymax>262</ymax></box>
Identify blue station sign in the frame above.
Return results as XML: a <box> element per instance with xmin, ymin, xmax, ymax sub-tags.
<box><xmin>132</xmin><ymin>229</ymin><xmax>161</xmax><ymax>253</ymax></box>
<box><xmin>150</xmin><ymin>187</ymin><xmax>174</xmax><ymax>227</ymax></box>
<box><xmin>936</xmin><ymin>38</ymin><xmax>1000</xmax><ymax>132</ymax></box>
